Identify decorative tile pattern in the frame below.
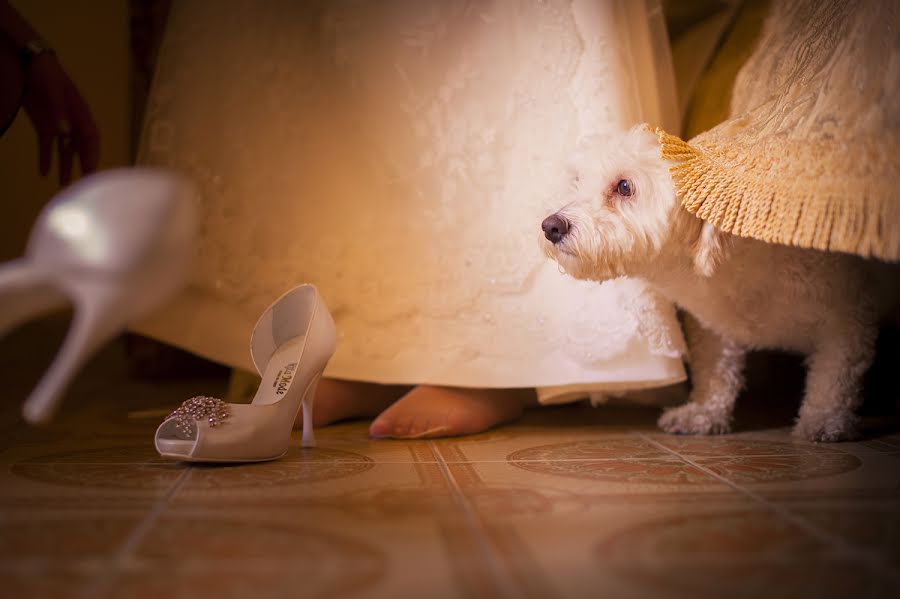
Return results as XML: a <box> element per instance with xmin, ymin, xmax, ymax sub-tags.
<box><xmin>509</xmin><ymin>456</ymin><xmax>714</xmax><ymax>485</ymax></box>
<box><xmin>9</xmin><ymin>462</ymin><xmax>186</xmax><ymax>492</ymax></box>
<box><xmin>114</xmin><ymin>515</ymin><xmax>388</xmax><ymax>597</ymax></box>
<box><xmin>652</xmin><ymin>436</ymin><xmax>845</xmax><ymax>457</ymax></box>
<box><xmin>597</xmin><ymin>509</ymin><xmax>894</xmax><ymax>598</ymax></box>
<box><xmin>696</xmin><ymin>453</ymin><xmax>862</xmax><ymax>484</ymax></box>
<box><xmin>507</xmin><ymin>438</ymin><xmax>667</xmax><ymax>461</ymax></box>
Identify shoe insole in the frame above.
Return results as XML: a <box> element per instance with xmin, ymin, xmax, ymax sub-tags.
<box><xmin>252</xmin><ymin>334</ymin><xmax>306</xmax><ymax>406</ymax></box>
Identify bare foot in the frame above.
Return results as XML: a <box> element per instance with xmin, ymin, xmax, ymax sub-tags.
<box><xmin>368</xmin><ymin>385</ymin><xmax>534</xmax><ymax>439</ymax></box>
<box><xmin>294</xmin><ymin>378</ymin><xmax>410</xmax><ymax>428</ymax></box>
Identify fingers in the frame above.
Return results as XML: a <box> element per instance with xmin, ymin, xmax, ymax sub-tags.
<box><xmin>70</xmin><ymin>97</ymin><xmax>99</xmax><ymax>175</ymax></box>
<box><xmin>45</xmin><ymin>80</ymin><xmax>69</xmax><ymax>182</ymax></box>
<box><xmin>64</xmin><ymin>80</ymin><xmax>100</xmax><ymax>181</ymax></box>
<box><xmin>32</xmin><ymin>92</ymin><xmax>67</xmax><ymax>180</ymax></box>
<box><xmin>57</xmin><ymin>128</ymin><xmax>74</xmax><ymax>186</ymax></box>
<box><xmin>24</xmin><ymin>54</ymin><xmax>100</xmax><ymax>185</ymax></box>
<box><xmin>46</xmin><ymin>83</ymin><xmax>100</xmax><ymax>186</ymax></box>
<box><xmin>34</xmin><ymin>113</ymin><xmax>96</xmax><ymax>187</ymax></box>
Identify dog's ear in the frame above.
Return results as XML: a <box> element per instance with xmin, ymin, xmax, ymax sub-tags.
<box><xmin>692</xmin><ymin>222</ymin><xmax>729</xmax><ymax>277</ymax></box>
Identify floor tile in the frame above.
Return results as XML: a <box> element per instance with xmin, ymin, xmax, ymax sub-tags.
<box><xmin>0</xmin><ymin>563</ymin><xmax>101</xmax><ymax>599</ymax></box>
<box><xmin>170</xmin><ymin>460</ymin><xmax>456</xmax><ymax>512</ymax></box>
<box><xmin>308</xmin><ymin>422</ymin><xmax>441</xmax><ymax>463</ymax></box>
<box><xmin>3</xmin><ymin>318</ymin><xmax>899</xmax><ymax>597</ymax></box>
<box><xmin>0</xmin><ymin>509</ymin><xmax>143</xmax><ymax>599</ymax></box>
<box><xmin>580</xmin><ymin>504</ymin><xmax>893</xmax><ymax>599</ymax></box>
<box><xmin>0</xmin><ymin>459</ymin><xmax>183</xmax><ymax>511</ymax></box>
<box><xmin>104</xmin><ymin>503</ymin><xmax>497</xmax><ymax>598</ymax></box>
<box><xmin>436</xmin><ymin>432</ymin><xmax>668</xmax><ymax>464</ymax></box>
<box><xmin>776</xmin><ymin>498</ymin><xmax>900</xmax><ymax>569</ymax></box>
<box><xmin>469</xmin><ymin>499</ymin><xmax>893</xmax><ymax>599</ymax></box>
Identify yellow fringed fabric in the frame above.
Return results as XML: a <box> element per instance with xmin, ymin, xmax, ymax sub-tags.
<box><xmin>658</xmin><ymin>0</ymin><xmax>900</xmax><ymax>262</ymax></box>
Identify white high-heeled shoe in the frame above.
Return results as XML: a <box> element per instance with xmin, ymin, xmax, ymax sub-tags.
<box><xmin>155</xmin><ymin>284</ymin><xmax>336</xmax><ymax>462</ymax></box>
<box><xmin>0</xmin><ymin>169</ymin><xmax>197</xmax><ymax>424</ymax></box>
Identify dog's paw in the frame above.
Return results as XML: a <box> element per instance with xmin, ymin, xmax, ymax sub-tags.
<box><xmin>658</xmin><ymin>403</ymin><xmax>731</xmax><ymax>435</ymax></box>
<box><xmin>793</xmin><ymin>411</ymin><xmax>860</xmax><ymax>442</ymax></box>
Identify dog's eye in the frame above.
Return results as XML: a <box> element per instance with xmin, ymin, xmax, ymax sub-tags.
<box><xmin>616</xmin><ymin>179</ymin><xmax>633</xmax><ymax>197</ymax></box>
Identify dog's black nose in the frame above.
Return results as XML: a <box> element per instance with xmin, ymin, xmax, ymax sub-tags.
<box><xmin>542</xmin><ymin>214</ymin><xmax>569</xmax><ymax>243</ymax></box>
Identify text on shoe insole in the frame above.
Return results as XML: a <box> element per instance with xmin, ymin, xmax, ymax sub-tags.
<box><xmin>273</xmin><ymin>362</ymin><xmax>297</xmax><ymax>395</ymax></box>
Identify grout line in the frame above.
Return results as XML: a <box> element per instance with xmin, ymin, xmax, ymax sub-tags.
<box><xmin>82</xmin><ymin>467</ymin><xmax>193</xmax><ymax>599</ymax></box>
<box><xmin>639</xmin><ymin>433</ymin><xmax>900</xmax><ymax>586</ymax></box>
<box><xmin>427</xmin><ymin>441</ymin><xmax>523</xmax><ymax>599</ymax></box>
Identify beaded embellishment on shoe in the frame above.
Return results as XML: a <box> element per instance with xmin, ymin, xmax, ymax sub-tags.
<box><xmin>167</xmin><ymin>396</ymin><xmax>230</xmax><ymax>437</ymax></box>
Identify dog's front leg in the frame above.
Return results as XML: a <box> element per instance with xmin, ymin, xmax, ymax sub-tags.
<box><xmin>658</xmin><ymin>313</ymin><xmax>745</xmax><ymax>435</ymax></box>
<box><xmin>794</xmin><ymin>324</ymin><xmax>877</xmax><ymax>442</ymax></box>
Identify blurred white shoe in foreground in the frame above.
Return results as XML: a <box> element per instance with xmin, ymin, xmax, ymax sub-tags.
<box><xmin>0</xmin><ymin>168</ymin><xmax>197</xmax><ymax>423</ymax></box>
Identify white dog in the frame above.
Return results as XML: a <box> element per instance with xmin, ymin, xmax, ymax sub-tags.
<box><xmin>541</xmin><ymin>126</ymin><xmax>899</xmax><ymax>442</ymax></box>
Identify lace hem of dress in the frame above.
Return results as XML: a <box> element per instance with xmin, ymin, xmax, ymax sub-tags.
<box><xmin>131</xmin><ymin>275</ymin><xmax>687</xmax><ymax>392</ymax></box>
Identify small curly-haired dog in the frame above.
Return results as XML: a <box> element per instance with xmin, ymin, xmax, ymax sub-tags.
<box><xmin>541</xmin><ymin>126</ymin><xmax>899</xmax><ymax>441</ymax></box>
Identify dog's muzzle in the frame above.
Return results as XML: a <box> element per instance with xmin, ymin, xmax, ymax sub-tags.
<box><xmin>542</xmin><ymin>213</ymin><xmax>570</xmax><ymax>244</ymax></box>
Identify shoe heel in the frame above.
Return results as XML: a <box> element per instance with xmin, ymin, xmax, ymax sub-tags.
<box><xmin>22</xmin><ymin>284</ymin><xmax>127</xmax><ymax>424</ymax></box>
<box><xmin>300</xmin><ymin>372</ymin><xmax>323</xmax><ymax>448</ymax></box>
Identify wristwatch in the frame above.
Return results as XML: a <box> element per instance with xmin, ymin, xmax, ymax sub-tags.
<box><xmin>17</xmin><ymin>38</ymin><xmax>54</xmax><ymax>66</ymax></box>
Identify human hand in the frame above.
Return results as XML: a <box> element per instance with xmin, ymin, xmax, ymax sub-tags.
<box><xmin>22</xmin><ymin>52</ymin><xmax>99</xmax><ymax>186</ymax></box>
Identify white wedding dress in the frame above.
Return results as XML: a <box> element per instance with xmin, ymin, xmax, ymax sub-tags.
<box><xmin>134</xmin><ymin>0</ymin><xmax>687</xmax><ymax>403</ymax></box>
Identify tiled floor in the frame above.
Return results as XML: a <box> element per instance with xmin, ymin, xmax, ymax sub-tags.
<box><xmin>1</xmin><ymin>318</ymin><xmax>899</xmax><ymax>598</ymax></box>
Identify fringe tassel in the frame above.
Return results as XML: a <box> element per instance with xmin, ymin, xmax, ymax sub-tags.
<box><xmin>654</xmin><ymin>128</ymin><xmax>900</xmax><ymax>262</ymax></box>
